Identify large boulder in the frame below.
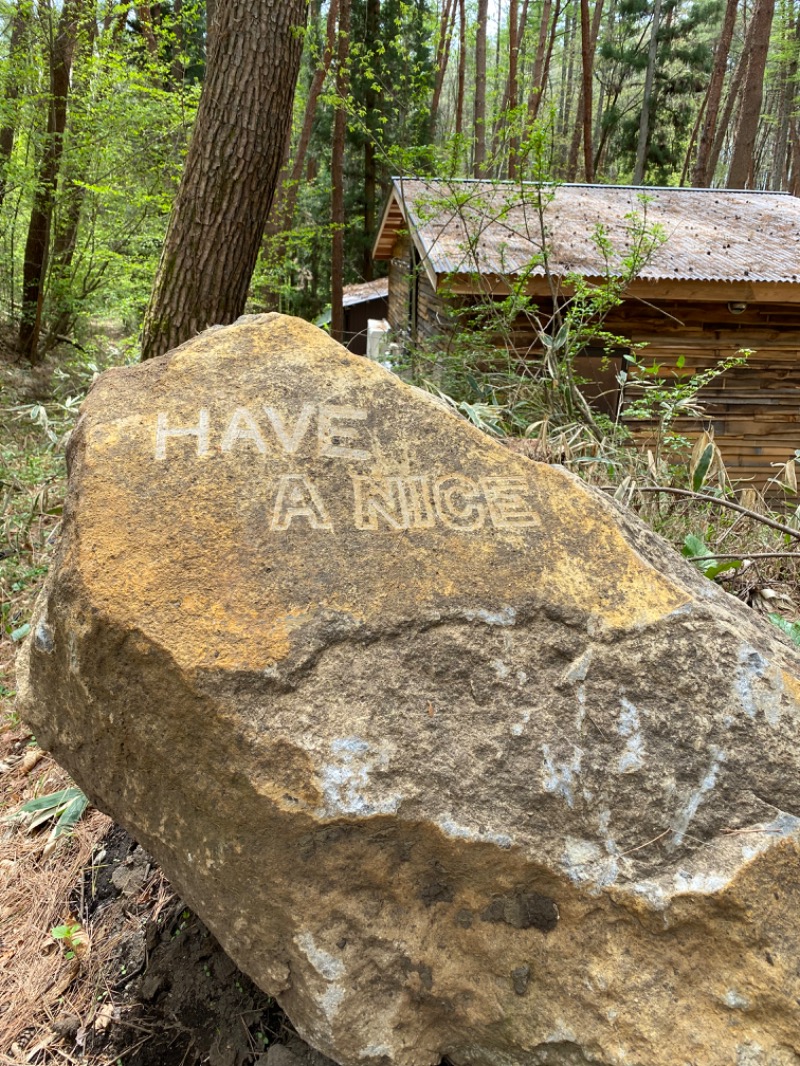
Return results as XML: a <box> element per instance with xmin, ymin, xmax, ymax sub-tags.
<box><xmin>18</xmin><ymin>314</ymin><xmax>800</xmax><ymax>1066</ymax></box>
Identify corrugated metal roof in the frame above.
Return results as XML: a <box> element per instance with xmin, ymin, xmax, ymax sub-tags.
<box><xmin>342</xmin><ymin>277</ymin><xmax>389</xmax><ymax>307</ymax></box>
<box><xmin>374</xmin><ymin>179</ymin><xmax>800</xmax><ymax>286</ymax></box>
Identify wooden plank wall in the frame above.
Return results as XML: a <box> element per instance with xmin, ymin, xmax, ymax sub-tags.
<box><xmin>385</xmin><ymin>258</ymin><xmax>800</xmax><ymax>487</ymax></box>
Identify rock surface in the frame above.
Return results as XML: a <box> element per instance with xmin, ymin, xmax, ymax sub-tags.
<box><xmin>18</xmin><ymin>313</ymin><xmax>800</xmax><ymax>1066</ymax></box>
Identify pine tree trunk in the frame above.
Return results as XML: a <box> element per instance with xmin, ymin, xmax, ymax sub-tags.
<box><xmin>527</xmin><ymin>0</ymin><xmax>555</xmax><ymax>124</ymax></box>
<box><xmin>692</xmin><ymin>0</ymin><xmax>738</xmax><ymax>186</ymax></box>
<box><xmin>430</xmin><ymin>0</ymin><xmax>456</xmax><ymax>139</ymax></box>
<box><xmin>330</xmin><ymin>0</ymin><xmax>351</xmax><ymax>345</ymax></box>
<box><xmin>727</xmin><ymin>0</ymin><xmax>775</xmax><ymax>188</ymax></box>
<box><xmin>633</xmin><ymin>0</ymin><xmax>662</xmax><ymax>184</ymax></box>
<box><xmin>579</xmin><ymin>0</ymin><xmax>595</xmax><ymax>181</ymax></box>
<box><xmin>454</xmin><ymin>0</ymin><xmax>466</xmax><ymax>145</ymax></box>
<box><xmin>363</xmin><ymin>0</ymin><xmax>379</xmax><ymax>278</ymax></box>
<box><xmin>140</xmin><ymin>0</ymin><xmax>307</xmax><ymax>361</ymax></box>
<box><xmin>474</xmin><ymin>0</ymin><xmax>489</xmax><ymax>176</ymax></box>
<box><xmin>507</xmin><ymin>0</ymin><xmax>520</xmax><ymax>178</ymax></box>
<box><xmin>18</xmin><ymin>0</ymin><xmax>85</xmax><ymax>363</ymax></box>
<box><xmin>0</xmin><ymin>0</ymin><xmax>31</xmax><ymax>212</ymax></box>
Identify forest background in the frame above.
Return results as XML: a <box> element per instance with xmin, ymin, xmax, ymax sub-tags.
<box><xmin>0</xmin><ymin>0</ymin><xmax>795</xmax><ymax>366</ymax></box>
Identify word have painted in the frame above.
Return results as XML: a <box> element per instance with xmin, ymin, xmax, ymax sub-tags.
<box><xmin>155</xmin><ymin>405</ymin><xmax>371</xmax><ymax>462</ymax></box>
<box><xmin>270</xmin><ymin>473</ymin><xmax>538</xmax><ymax>534</ymax></box>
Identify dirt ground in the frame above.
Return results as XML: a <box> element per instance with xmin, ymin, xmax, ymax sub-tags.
<box><xmin>0</xmin><ymin>722</ymin><xmax>304</xmax><ymax>1066</ymax></box>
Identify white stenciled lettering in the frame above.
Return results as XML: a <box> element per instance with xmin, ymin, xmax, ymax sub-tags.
<box><xmin>263</xmin><ymin>404</ymin><xmax>316</xmax><ymax>455</ymax></box>
<box><xmin>400</xmin><ymin>476</ymin><xmax>437</xmax><ymax>529</ymax></box>
<box><xmin>352</xmin><ymin>477</ymin><xmax>409</xmax><ymax>530</ymax></box>
<box><xmin>272</xmin><ymin>474</ymin><xmax>333</xmax><ymax>532</ymax></box>
<box><xmin>155</xmin><ymin>409</ymin><xmax>210</xmax><ymax>460</ymax></box>
<box><xmin>434</xmin><ymin>475</ymin><xmax>486</xmax><ymax>530</ymax></box>
<box><xmin>318</xmin><ymin>406</ymin><xmax>371</xmax><ymax>461</ymax></box>
<box><xmin>481</xmin><ymin>477</ymin><xmax>539</xmax><ymax>529</ymax></box>
<box><xmin>220</xmin><ymin>407</ymin><xmax>267</xmax><ymax>454</ymax></box>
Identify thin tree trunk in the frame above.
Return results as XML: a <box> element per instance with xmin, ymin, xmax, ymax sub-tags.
<box><xmin>579</xmin><ymin>0</ymin><xmax>595</xmax><ymax>181</ymax></box>
<box><xmin>430</xmin><ymin>0</ymin><xmax>456</xmax><ymax>138</ymax></box>
<box><xmin>633</xmin><ymin>0</ymin><xmax>662</xmax><ymax>184</ymax></box>
<box><xmin>330</xmin><ymin>0</ymin><xmax>350</xmax><ymax>344</ymax></box>
<box><xmin>136</xmin><ymin>3</ymin><xmax>158</xmax><ymax>54</ymax></box>
<box><xmin>507</xmin><ymin>0</ymin><xmax>520</xmax><ymax>177</ymax></box>
<box><xmin>140</xmin><ymin>0</ymin><xmax>307</xmax><ymax>361</ymax></box>
<box><xmin>18</xmin><ymin>0</ymin><xmax>85</xmax><ymax>362</ymax></box>
<box><xmin>363</xmin><ymin>0</ymin><xmax>379</xmax><ymax>277</ymax></box>
<box><xmin>771</xmin><ymin>8</ymin><xmax>797</xmax><ymax>188</ymax></box>
<box><xmin>707</xmin><ymin>44</ymin><xmax>747</xmax><ymax>182</ymax></box>
<box><xmin>453</xmin><ymin>0</ymin><xmax>466</xmax><ymax>145</ymax></box>
<box><xmin>728</xmin><ymin>0</ymin><xmax>775</xmax><ymax>188</ymax></box>
<box><xmin>527</xmin><ymin>0</ymin><xmax>554</xmax><ymax>124</ymax></box>
<box><xmin>273</xmin><ymin>0</ymin><xmax>339</xmax><ymax>236</ymax></box>
<box><xmin>693</xmin><ymin>0</ymin><xmax>738</xmax><ymax>185</ymax></box>
<box><xmin>0</xmin><ymin>0</ymin><xmax>31</xmax><ymax>211</ymax></box>
<box><xmin>474</xmin><ymin>0</ymin><xmax>489</xmax><ymax>176</ymax></box>
<box><xmin>680</xmin><ymin>91</ymin><xmax>707</xmax><ymax>185</ymax></box>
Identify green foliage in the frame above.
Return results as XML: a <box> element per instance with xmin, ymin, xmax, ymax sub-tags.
<box><xmin>681</xmin><ymin>533</ymin><xmax>743</xmax><ymax>580</ymax></box>
<box><xmin>6</xmin><ymin>785</ymin><xmax>90</xmax><ymax>847</ymax></box>
<box><xmin>768</xmin><ymin>612</ymin><xmax>800</xmax><ymax>646</ymax></box>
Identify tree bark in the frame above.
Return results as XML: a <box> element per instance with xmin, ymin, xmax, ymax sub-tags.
<box><xmin>692</xmin><ymin>0</ymin><xmax>738</xmax><ymax>186</ymax></box>
<box><xmin>579</xmin><ymin>0</ymin><xmax>595</xmax><ymax>182</ymax></box>
<box><xmin>18</xmin><ymin>0</ymin><xmax>85</xmax><ymax>362</ymax></box>
<box><xmin>140</xmin><ymin>0</ymin><xmax>307</xmax><ymax>361</ymax></box>
<box><xmin>430</xmin><ymin>0</ymin><xmax>456</xmax><ymax>139</ymax></box>
<box><xmin>633</xmin><ymin>0</ymin><xmax>662</xmax><ymax>184</ymax></box>
<box><xmin>330</xmin><ymin>0</ymin><xmax>351</xmax><ymax>344</ymax></box>
<box><xmin>454</xmin><ymin>0</ymin><xmax>466</xmax><ymax>147</ymax></box>
<box><xmin>507</xmin><ymin>0</ymin><xmax>520</xmax><ymax>178</ymax></box>
<box><xmin>474</xmin><ymin>0</ymin><xmax>489</xmax><ymax>176</ymax></box>
<box><xmin>0</xmin><ymin>0</ymin><xmax>31</xmax><ymax>211</ymax></box>
<box><xmin>363</xmin><ymin>0</ymin><xmax>379</xmax><ymax>278</ymax></box>
<box><xmin>727</xmin><ymin>0</ymin><xmax>775</xmax><ymax>188</ymax></box>
<box><xmin>527</xmin><ymin>0</ymin><xmax>555</xmax><ymax>125</ymax></box>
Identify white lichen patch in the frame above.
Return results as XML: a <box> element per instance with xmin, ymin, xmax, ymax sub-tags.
<box><xmin>562</xmin><ymin>649</ymin><xmax>593</xmax><ymax>686</ymax></box>
<box><xmin>463</xmin><ymin>606</ymin><xmax>517</xmax><ymax>626</ymax></box>
<box><xmin>561</xmin><ymin>836</ymin><xmax>620</xmax><ymax>890</ymax></box>
<box><xmin>316</xmin><ymin>736</ymin><xmax>400</xmax><ymax>819</ymax></box>
<box><xmin>669</xmin><ymin>746</ymin><xmax>726</xmax><ymax>850</ymax></box>
<box><xmin>436</xmin><ymin>815</ymin><xmax>512</xmax><ymax>848</ymax></box>
<box><xmin>740</xmin><ymin>812</ymin><xmax>800</xmax><ymax>861</ymax></box>
<box><xmin>542</xmin><ymin>743</ymin><xmax>582</xmax><ymax>808</ymax></box>
<box><xmin>735</xmin><ymin>644</ymin><xmax>783</xmax><ymax>726</ymax></box>
<box><xmin>722</xmin><ymin>989</ymin><xmax>751</xmax><ymax>1011</ymax></box>
<box><xmin>491</xmin><ymin>658</ymin><xmax>511</xmax><ymax>679</ymax></box>
<box><xmin>617</xmin><ymin>697</ymin><xmax>646</xmax><ymax>773</ymax></box>
<box><xmin>295</xmin><ymin>931</ymin><xmax>346</xmax><ymax>1027</ymax></box>
<box><xmin>511</xmin><ymin>709</ymin><xmax>531</xmax><ymax>737</ymax></box>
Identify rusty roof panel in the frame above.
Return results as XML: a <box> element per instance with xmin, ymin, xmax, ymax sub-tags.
<box><xmin>378</xmin><ymin>179</ymin><xmax>800</xmax><ymax>286</ymax></box>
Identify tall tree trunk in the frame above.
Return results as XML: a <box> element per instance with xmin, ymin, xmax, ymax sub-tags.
<box><xmin>271</xmin><ymin>0</ymin><xmax>339</xmax><ymax>238</ymax></box>
<box><xmin>453</xmin><ymin>0</ymin><xmax>466</xmax><ymax>148</ymax></box>
<box><xmin>507</xmin><ymin>0</ymin><xmax>520</xmax><ymax>177</ymax></box>
<box><xmin>579</xmin><ymin>0</ymin><xmax>595</xmax><ymax>181</ymax></box>
<box><xmin>706</xmin><ymin>42</ymin><xmax>747</xmax><ymax>182</ymax></box>
<box><xmin>140</xmin><ymin>0</ymin><xmax>307</xmax><ymax>361</ymax></box>
<box><xmin>527</xmin><ymin>0</ymin><xmax>555</xmax><ymax>124</ymax></box>
<box><xmin>363</xmin><ymin>0</ymin><xmax>379</xmax><ymax>278</ymax></box>
<box><xmin>430</xmin><ymin>0</ymin><xmax>456</xmax><ymax>139</ymax></box>
<box><xmin>727</xmin><ymin>0</ymin><xmax>776</xmax><ymax>188</ymax></box>
<box><xmin>633</xmin><ymin>0</ymin><xmax>662</xmax><ymax>184</ymax></box>
<box><xmin>0</xmin><ymin>0</ymin><xmax>31</xmax><ymax>211</ymax></box>
<box><xmin>770</xmin><ymin>7</ymin><xmax>797</xmax><ymax>189</ymax></box>
<box><xmin>566</xmin><ymin>0</ymin><xmax>602</xmax><ymax>180</ymax></box>
<box><xmin>330</xmin><ymin>0</ymin><xmax>351</xmax><ymax>344</ymax></box>
<box><xmin>18</xmin><ymin>0</ymin><xmax>85</xmax><ymax>363</ymax></box>
<box><xmin>136</xmin><ymin>3</ymin><xmax>159</xmax><ymax>55</ymax></box>
<box><xmin>692</xmin><ymin>0</ymin><xmax>738</xmax><ymax>185</ymax></box>
<box><xmin>474</xmin><ymin>0</ymin><xmax>489</xmax><ymax>176</ymax></box>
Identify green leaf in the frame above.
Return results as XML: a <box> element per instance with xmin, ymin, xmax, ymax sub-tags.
<box><xmin>10</xmin><ymin>623</ymin><xmax>30</xmax><ymax>642</ymax></box>
<box><xmin>682</xmin><ymin>533</ymin><xmax>708</xmax><ymax>560</ymax></box>
<box><xmin>768</xmin><ymin>613</ymin><xmax>800</xmax><ymax>647</ymax></box>
<box><xmin>692</xmin><ymin>442</ymin><xmax>714</xmax><ymax>492</ymax></box>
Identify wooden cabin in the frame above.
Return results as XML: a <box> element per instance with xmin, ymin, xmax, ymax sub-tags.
<box><xmin>317</xmin><ymin>278</ymin><xmax>389</xmax><ymax>355</ymax></box>
<box><xmin>373</xmin><ymin>178</ymin><xmax>800</xmax><ymax>485</ymax></box>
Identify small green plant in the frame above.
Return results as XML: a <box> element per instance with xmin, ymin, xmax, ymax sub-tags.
<box><xmin>5</xmin><ymin>786</ymin><xmax>90</xmax><ymax>852</ymax></box>
<box><xmin>682</xmin><ymin>533</ymin><xmax>743</xmax><ymax>581</ymax></box>
<box><xmin>768</xmin><ymin>613</ymin><xmax>800</xmax><ymax>646</ymax></box>
<box><xmin>51</xmin><ymin>921</ymin><xmax>85</xmax><ymax>960</ymax></box>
